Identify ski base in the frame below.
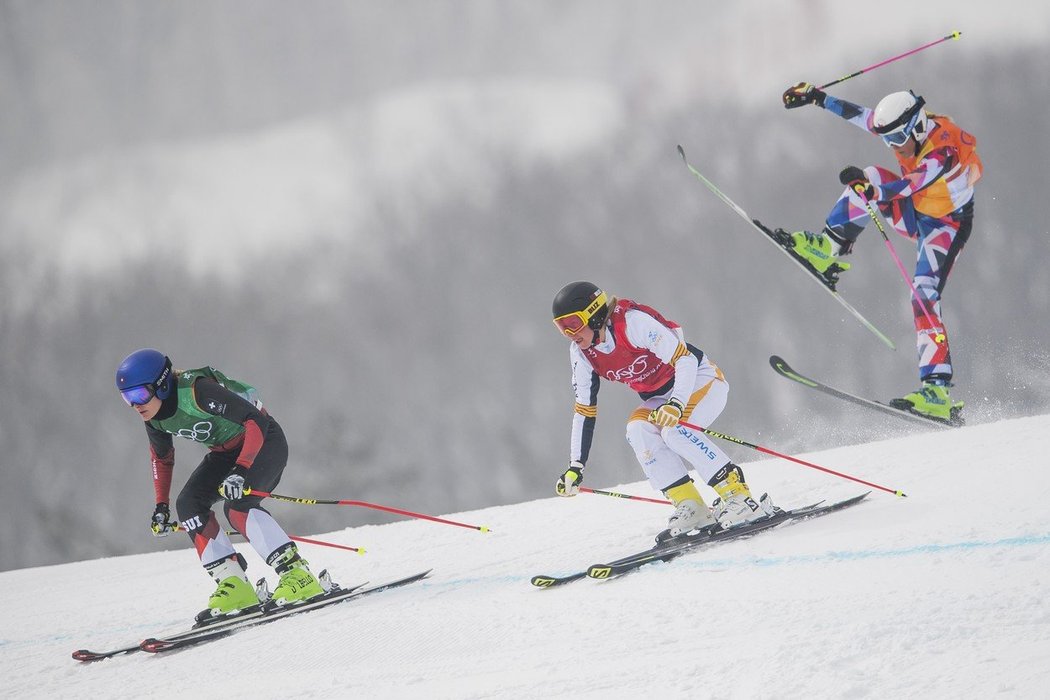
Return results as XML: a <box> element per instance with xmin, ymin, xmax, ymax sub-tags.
<box><xmin>770</xmin><ymin>355</ymin><xmax>962</xmax><ymax>428</ymax></box>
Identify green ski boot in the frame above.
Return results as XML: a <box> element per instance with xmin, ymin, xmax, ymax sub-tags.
<box><xmin>889</xmin><ymin>382</ymin><xmax>964</xmax><ymax>424</ymax></box>
<box><xmin>779</xmin><ymin>229</ymin><xmax>851</xmax><ymax>287</ymax></box>
<box><xmin>269</xmin><ymin>545</ymin><xmax>325</xmax><ymax>607</ymax></box>
<box><xmin>199</xmin><ymin>555</ymin><xmax>260</xmax><ymax>622</ymax></box>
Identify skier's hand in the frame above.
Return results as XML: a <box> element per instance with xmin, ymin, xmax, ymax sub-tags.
<box><xmin>556</xmin><ymin>461</ymin><xmax>585</xmax><ymax>497</ymax></box>
<box><xmin>150</xmin><ymin>502</ymin><xmax>177</xmax><ymax>537</ymax></box>
<box><xmin>839</xmin><ymin>165</ymin><xmax>876</xmax><ymax>201</ymax></box>
<box><xmin>649</xmin><ymin>398</ymin><xmax>685</xmax><ymax>428</ymax></box>
<box><xmin>218</xmin><ymin>470</ymin><xmax>248</xmax><ymax>501</ymax></box>
<box><xmin>782</xmin><ymin>82</ymin><xmax>826</xmax><ymax>109</ymax></box>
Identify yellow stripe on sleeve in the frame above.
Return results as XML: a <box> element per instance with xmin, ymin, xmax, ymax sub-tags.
<box><xmin>670</xmin><ymin>343</ymin><xmax>690</xmax><ymax>364</ymax></box>
<box><xmin>574</xmin><ymin>403</ymin><xmax>598</xmax><ymax>418</ymax></box>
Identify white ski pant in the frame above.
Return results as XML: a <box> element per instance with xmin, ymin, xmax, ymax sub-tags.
<box><xmin>624</xmin><ymin>359</ymin><xmax>732</xmax><ymax>494</ymax></box>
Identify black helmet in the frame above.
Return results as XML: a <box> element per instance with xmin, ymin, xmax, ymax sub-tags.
<box><xmin>552</xmin><ymin>281</ymin><xmax>609</xmax><ymax>336</ymax></box>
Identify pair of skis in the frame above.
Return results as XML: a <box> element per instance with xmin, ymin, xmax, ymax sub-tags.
<box><xmin>72</xmin><ymin>569</ymin><xmax>430</xmax><ymax>662</ymax></box>
<box><xmin>531</xmin><ymin>492</ymin><xmax>868</xmax><ymax>587</ymax></box>
<box><xmin>677</xmin><ymin>147</ymin><xmax>962</xmax><ymax>428</ymax></box>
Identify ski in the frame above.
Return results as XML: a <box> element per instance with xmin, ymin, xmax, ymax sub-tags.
<box><xmin>528</xmin><ymin>504</ymin><xmax>793</xmax><ymax>588</ymax></box>
<box><xmin>586</xmin><ymin>493</ymin><xmax>868</xmax><ymax>579</ymax></box>
<box><xmin>769</xmin><ymin>354</ymin><xmax>962</xmax><ymax>428</ymax></box>
<box><xmin>139</xmin><ymin>570</ymin><xmax>431</xmax><ymax>654</ymax></box>
<box><xmin>72</xmin><ymin>571</ymin><xmax>427</xmax><ymax>662</ymax></box>
<box><xmin>676</xmin><ymin>145</ymin><xmax>896</xmax><ymax>350</ymax></box>
<box><xmin>531</xmin><ymin>493</ymin><xmax>868</xmax><ymax>587</ymax></box>
<box><xmin>72</xmin><ymin>577</ymin><xmax>364</xmax><ymax>662</ymax></box>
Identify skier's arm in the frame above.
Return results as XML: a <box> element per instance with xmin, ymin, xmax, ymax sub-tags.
<box><xmin>192</xmin><ymin>378</ymin><xmax>273</xmax><ymax>470</ymax></box>
<box><xmin>783</xmin><ymin>82</ymin><xmax>876</xmax><ymax>134</ymax></box>
<box><xmin>144</xmin><ymin>423</ymin><xmax>175</xmax><ymax>505</ymax></box>
<box><xmin>568</xmin><ymin>347</ymin><xmax>599</xmax><ymax>466</ymax></box>
<box><xmin>866</xmin><ymin>146</ymin><xmax>956</xmax><ymax>202</ymax></box>
<box><xmin>821</xmin><ymin>94</ymin><xmax>879</xmax><ymax>134</ymax></box>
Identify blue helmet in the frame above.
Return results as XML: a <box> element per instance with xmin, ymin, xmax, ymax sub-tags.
<box><xmin>116</xmin><ymin>349</ymin><xmax>174</xmax><ymax>405</ymax></box>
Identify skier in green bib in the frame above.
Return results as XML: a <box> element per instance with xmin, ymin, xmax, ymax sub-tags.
<box><xmin>116</xmin><ymin>348</ymin><xmax>324</xmax><ymax>621</ymax></box>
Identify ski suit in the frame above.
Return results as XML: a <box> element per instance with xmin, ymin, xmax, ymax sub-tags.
<box><xmin>144</xmin><ymin>367</ymin><xmax>295</xmax><ymax>571</ymax></box>
<box><xmin>567</xmin><ymin>298</ymin><xmax>732</xmax><ymax>493</ymax></box>
<box><xmin>820</xmin><ymin>94</ymin><xmax>982</xmax><ymax>383</ymax></box>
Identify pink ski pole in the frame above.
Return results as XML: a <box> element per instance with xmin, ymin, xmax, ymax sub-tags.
<box><xmin>819</xmin><ymin>32</ymin><xmax>962</xmax><ymax>90</ymax></box>
<box><xmin>854</xmin><ymin>187</ymin><xmax>946</xmax><ymax>344</ymax></box>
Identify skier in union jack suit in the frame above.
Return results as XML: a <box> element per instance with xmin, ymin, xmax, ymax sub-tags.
<box><xmin>551</xmin><ymin>281</ymin><xmax>775</xmax><ymax>538</ymax></box>
<box><xmin>779</xmin><ymin>84</ymin><xmax>982</xmax><ymax>423</ymax></box>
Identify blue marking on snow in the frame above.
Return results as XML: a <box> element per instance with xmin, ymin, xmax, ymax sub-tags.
<box><xmin>672</xmin><ymin>533</ymin><xmax>1050</xmax><ymax>571</ymax></box>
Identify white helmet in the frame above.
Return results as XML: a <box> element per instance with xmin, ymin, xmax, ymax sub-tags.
<box><xmin>872</xmin><ymin>91</ymin><xmax>929</xmax><ymax>147</ymax></box>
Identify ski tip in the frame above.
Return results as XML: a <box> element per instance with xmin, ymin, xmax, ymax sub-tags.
<box><xmin>530</xmin><ymin>576</ymin><xmax>557</xmax><ymax>588</ymax></box>
<box><xmin>676</xmin><ymin>144</ymin><xmax>686</xmax><ymax>158</ymax></box>
<box><xmin>894</xmin><ymin>490</ymin><xmax>908</xmax><ymax>498</ymax></box>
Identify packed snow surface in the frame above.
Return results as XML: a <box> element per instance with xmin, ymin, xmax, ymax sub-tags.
<box><xmin>3</xmin><ymin>414</ymin><xmax>1049</xmax><ymax>698</ymax></box>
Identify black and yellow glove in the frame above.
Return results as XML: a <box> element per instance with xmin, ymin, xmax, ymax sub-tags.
<box><xmin>649</xmin><ymin>397</ymin><xmax>685</xmax><ymax>428</ymax></box>
<box><xmin>150</xmin><ymin>502</ymin><xmax>177</xmax><ymax>537</ymax></box>
<box><xmin>839</xmin><ymin>165</ymin><xmax>876</xmax><ymax>201</ymax></box>
<box><xmin>556</xmin><ymin>461</ymin><xmax>585</xmax><ymax>497</ymax></box>
<box><xmin>782</xmin><ymin>81</ymin><xmax>826</xmax><ymax>109</ymax></box>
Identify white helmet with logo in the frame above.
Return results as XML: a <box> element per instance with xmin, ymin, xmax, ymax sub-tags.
<box><xmin>872</xmin><ymin>91</ymin><xmax>929</xmax><ymax>147</ymax></box>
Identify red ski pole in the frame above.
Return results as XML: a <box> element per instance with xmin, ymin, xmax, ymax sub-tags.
<box><xmin>247</xmin><ymin>489</ymin><xmax>492</xmax><ymax>533</ymax></box>
<box><xmin>175</xmin><ymin>525</ymin><xmax>366</xmax><ymax>554</ymax></box>
<box><xmin>678</xmin><ymin>420</ymin><xmax>907</xmax><ymax>498</ymax></box>
<box><xmin>819</xmin><ymin>31</ymin><xmax>962</xmax><ymax>90</ymax></box>
<box><xmin>580</xmin><ymin>487</ymin><xmax>672</xmax><ymax>505</ymax></box>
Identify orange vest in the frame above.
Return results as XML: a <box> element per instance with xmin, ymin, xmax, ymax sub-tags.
<box><xmin>894</xmin><ymin>115</ymin><xmax>982</xmax><ymax>218</ymax></box>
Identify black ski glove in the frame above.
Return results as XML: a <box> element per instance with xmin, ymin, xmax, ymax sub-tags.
<box><xmin>839</xmin><ymin>165</ymin><xmax>876</xmax><ymax>201</ymax></box>
<box><xmin>783</xmin><ymin>82</ymin><xmax>826</xmax><ymax>109</ymax></box>
<box><xmin>150</xmin><ymin>502</ymin><xmax>177</xmax><ymax>537</ymax></box>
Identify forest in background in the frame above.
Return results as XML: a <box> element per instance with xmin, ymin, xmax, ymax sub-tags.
<box><xmin>2</xmin><ymin>3</ymin><xmax>1048</xmax><ymax>570</ymax></box>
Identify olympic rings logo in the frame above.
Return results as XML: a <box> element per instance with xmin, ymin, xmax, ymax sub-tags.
<box><xmin>176</xmin><ymin>421</ymin><xmax>213</xmax><ymax>442</ymax></box>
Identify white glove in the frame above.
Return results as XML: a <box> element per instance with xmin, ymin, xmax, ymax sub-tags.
<box><xmin>219</xmin><ymin>471</ymin><xmax>247</xmax><ymax>500</ymax></box>
<box><xmin>556</xmin><ymin>461</ymin><xmax>584</xmax><ymax>497</ymax></box>
<box><xmin>649</xmin><ymin>398</ymin><xmax>685</xmax><ymax>428</ymax></box>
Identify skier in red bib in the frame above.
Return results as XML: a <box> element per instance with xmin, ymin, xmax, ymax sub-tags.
<box><xmin>551</xmin><ymin>282</ymin><xmax>775</xmax><ymax>537</ymax></box>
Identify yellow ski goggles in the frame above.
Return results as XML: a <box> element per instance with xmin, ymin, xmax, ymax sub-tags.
<box><xmin>553</xmin><ymin>290</ymin><xmax>608</xmax><ymax>336</ymax></box>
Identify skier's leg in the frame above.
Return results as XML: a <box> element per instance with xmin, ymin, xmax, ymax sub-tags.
<box><xmin>660</xmin><ymin>360</ymin><xmax>774</xmax><ymax>526</ymax></box>
<box><xmin>176</xmin><ymin>453</ymin><xmax>257</xmax><ymax>615</ymax></box>
<box><xmin>889</xmin><ymin>201</ymin><xmax>972</xmax><ymax>420</ymax></box>
<box><xmin>223</xmin><ymin>420</ymin><xmax>323</xmax><ymax>606</ymax></box>
<box><xmin>781</xmin><ymin>166</ymin><xmax>895</xmax><ymax>282</ymax></box>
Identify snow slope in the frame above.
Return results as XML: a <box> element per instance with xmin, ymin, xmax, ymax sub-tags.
<box><xmin>3</xmin><ymin>414</ymin><xmax>1049</xmax><ymax>698</ymax></box>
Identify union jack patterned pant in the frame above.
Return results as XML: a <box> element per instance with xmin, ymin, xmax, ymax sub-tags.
<box><xmin>826</xmin><ymin>170</ymin><xmax>973</xmax><ymax>383</ymax></box>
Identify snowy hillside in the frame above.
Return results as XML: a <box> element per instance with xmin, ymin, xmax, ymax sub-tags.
<box><xmin>4</xmin><ymin>414</ymin><xmax>1050</xmax><ymax>698</ymax></box>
